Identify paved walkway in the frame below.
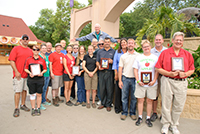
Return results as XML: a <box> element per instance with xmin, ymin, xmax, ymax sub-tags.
<box><xmin>0</xmin><ymin>65</ymin><xmax>200</xmax><ymax>134</ymax></box>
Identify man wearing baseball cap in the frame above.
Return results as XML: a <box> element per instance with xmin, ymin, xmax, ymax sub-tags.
<box><xmin>49</xmin><ymin>43</ymin><xmax>65</xmax><ymax>106</ymax></box>
<box><xmin>9</xmin><ymin>34</ymin><xmax>33</xmax><ymax>117</ymax></box>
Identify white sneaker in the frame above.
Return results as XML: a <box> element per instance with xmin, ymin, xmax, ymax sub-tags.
<box><xmin>161</xmin><ymin>126</ymin><xmax>169</xmax><ymax>134</ymax></box>
<box><xmin>97</xmin><ymin>100</ymin><xmax>101</xmax><ymax>105</ymax></box>
<box><xmin>169</xmin><ymin>126</ymin><xmax>180</xmax><ymax>134</ymax></box>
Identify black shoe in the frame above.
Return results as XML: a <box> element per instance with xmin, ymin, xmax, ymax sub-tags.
<box><xmin>66</xmin><ymin>100</ymin><xmax>74</xmax><ymax>106</ymax></box>
<box><xmin>35</xmin><ymin>108</ymin><xmax>41</xmax><ymax>116</ymax></box>
<box><xmin>145</xmin><ymin>119</ymin><xmax>153</xmax><ymax>127</ymax></box>
<box><xmin>115</xmin><ymin>110</ymin><xmax>121</xmax><ymax>114</ymax></box>
<box><xmin>135</xmin><ymin>117</ymin><xmax>143</xmax><ymax>126</ymax></box>
<box><xmin>150</xmin><ymin>113</ymin><xmax>158</xmax><ymax>122</ymax></box>
<box><xmin>31</xmin><ymin>108</ymin><xmax>36</xmax><ymax>116</ymax></box>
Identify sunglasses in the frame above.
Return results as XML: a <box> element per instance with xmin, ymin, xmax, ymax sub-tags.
<box><xmin>33</xmin><ymin>48</ymin><xmax>40</xmax><ymax>51</ymax></box>
<box><xmin>22</xmin><ymin>38</ymin><xmax>28</xmax><ymax>40</ymax></box>
<box><xmin>98</xmin><ymin>43</ymin><xmax>104</xmax><ymax>46</ymax></box>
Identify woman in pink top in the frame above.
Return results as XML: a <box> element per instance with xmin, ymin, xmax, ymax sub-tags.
<box><xmin>63</xmin><ymin>45</ymin><xmax>75</xmax><ymax>106</ymax></box>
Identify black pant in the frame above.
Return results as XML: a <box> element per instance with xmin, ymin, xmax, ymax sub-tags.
<box><xmin>70</xmin><ymin>79</ymin><xmax>76</xmax><ymax>99</ymax></box>
<box><xmin>99</xmin><ymin>70</ymin><xmax>114</xmax><ymax>107</ymax></box>
<box><xmin>115</xmin><ymin>81</ymin><xmax>122</xmax><ymax>112</ymax></box>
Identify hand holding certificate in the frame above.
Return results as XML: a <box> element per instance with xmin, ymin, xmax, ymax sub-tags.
<box><xmin>72</xmin><ymin>66</ymin><xmax>80</xmax><ymax>75</ymax></box>
<box><xmin>141</xmin><ymin>72</ymin><xmax>152</xmax><ymax>85</ymax></box>
<box><xmin>30</xmin><ymin>64</ymin><xmax>41</xmax><ymax>76</ymax></box>
<box><xmin>100</xmin><ymin>58</ymin><xmax>109</xmax><ymax>69</ymax></box>
<box><xmin>171</xmin><ymin>57</ymin><xmax>184</xmax><ymax>71</ymax></box>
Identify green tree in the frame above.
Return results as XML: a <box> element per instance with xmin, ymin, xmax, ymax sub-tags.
<box><xmin>29</xmin><ymin>9</ymin><xmax>56</xmax><ymax>44</ymax></box>
<box><xmin>136</xmin><ymin>6</ymin><xmax>200</xmax><ymax>45</ymax></box>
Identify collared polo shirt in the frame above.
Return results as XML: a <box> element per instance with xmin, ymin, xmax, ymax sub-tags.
<box><xmin>151</xmin><ymin>46</ymin><xmax>167</xmax><ymax>57</ymax></box>
<box><xmin>155</xmin><ymin>47</ymin><xmax>195</xmax><ymax>79</ymax></box>
<box><xmin>83</xmin><ymin>54</ymin><xmax>97</xmax><ymax>71</ymax></box>
<box><xmin>96</xmin><ymin>47</ymin><xmax>115</xmax><ymax>70</ymax></box>
<box><xmin>119</xmin><ymin>51</ymin><xmax>140</xmax><ymax>78</ymax></box>
<box><xmin>112</xmin><ymin>49</ymin><xmax>124</xmax><ymax>71</ymax></box>
<box><xmin>49</xmin><ymin>52</ymin><xmax>64</xmax><ymax>76</ymax></box>
<box><xmin>25</xmin><ymin>56</ymin><xmax>47</xmax><ymax>81</ymax></box>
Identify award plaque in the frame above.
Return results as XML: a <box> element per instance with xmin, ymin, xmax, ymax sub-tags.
<box><xmin>30</xmin><ymin>64</ymin><xmax>41</xmax><ymax>76</ymax></box>
<box><xmin>100</xmin><ymin>58</ymin><xmax>109</xmax><ymax>69</ymax></box>
<box><xmin>72</xmin><ymin>66</ymin><xmax>80</xmax><ymax>75</ymax></box>
<box><xmin>141</xmin><ymin>72</ymin><xmax>152</xmax><ymax>85</ymax></box>
<box><xmin>171</xmin><ymin>57</ymin><xmax>184</xmax><ymax>71</ymax></box>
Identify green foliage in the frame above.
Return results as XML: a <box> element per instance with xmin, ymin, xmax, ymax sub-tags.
<box><xmin>79</xmin><ymin>23</ymin><xmax>92</xmax><ymax>48</ymax></box>
<box><xmin>187</xmin><ymin>77</ymin><xmax>200</xmax><ymax>89</ymax></box>
<box><xmin>136</xmin><ymin>6</ymin><xmax>200</xmax><ymax>45</ymax></box>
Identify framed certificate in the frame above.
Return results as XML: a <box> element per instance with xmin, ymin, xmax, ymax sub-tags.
<box><xmin>100</xmin><ymin>58</ymin><xmax>109</xmax><ymax>69</ymax></box>
<box><xmin>72</xmin><ymin>66</ymin><xmax>80</xmax><ymax>75</ymax></box>
<box><xmin>171</xmin><ymin>57</ymin><xmax>184</xmax><ymax>71</ymax></box>
<box><xmin>30</xmin><ymin>64</ymin><xmax>41</xmax><ymax>76</ymax></box>
<box><xmin>141</xmin><ymin>72</ymin><xmax>152</xmax><ymax>85</ymax></box>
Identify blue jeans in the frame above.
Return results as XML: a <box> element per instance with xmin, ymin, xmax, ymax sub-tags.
<box><xmin>121</xmin><ymin>76</ymin><xmax>137</xmax><ymax>116</ymax></box>
<box><xmin>42</xmin><ymin>77</ymin><xmax>50</xmax><ymax>103</ymax></box>
<box><xmin>76</xmin><ymin>76</ymin><xmax>86</xmax><ymax>103</ymax></box>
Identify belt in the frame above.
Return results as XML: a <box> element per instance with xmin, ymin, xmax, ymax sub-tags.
<box><xmin>167</xmin><ymin>77</ymin><xmax>185</xmax><ymax>81</ymax></box>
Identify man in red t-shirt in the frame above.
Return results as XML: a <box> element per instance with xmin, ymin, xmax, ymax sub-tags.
<box><xmin>49</xmin><ymin>43</ymin><xmax>64</xmax><ymax>106</ymax></box>
<box><xmin>155</xmin><ymin>32</ymin><xmax>195</xmax><ymax>134</ymax></box>
<box><xmin>9</xmin><ymin>34</ymin><xmax>33</xmax><ymax>117</ymax></box>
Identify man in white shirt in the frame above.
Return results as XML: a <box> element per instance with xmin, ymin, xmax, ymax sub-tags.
<box><xmin>118</xmin><ymin>38</ymin><xmax>139</xmax><ymax>120</ymax></box>
<box><xmin>150</xmin><ymin>34</ymin><xmax>167</xmax><ymax>122</ymax></box>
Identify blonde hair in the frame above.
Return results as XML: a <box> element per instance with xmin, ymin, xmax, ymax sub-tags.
<box><xmin>75</xmin><ymin>45</ymin><xmax>86</xmax><ymax>65</ymax></box>
<box><xmin>127</xmin><ymin>38</ymin><xmax>135</xmax><ymax>42</ymax></box>
<box><xmin>141</xmin><ymin>40</ymin><xmax>151</xmax><ymax>47</ymax></box>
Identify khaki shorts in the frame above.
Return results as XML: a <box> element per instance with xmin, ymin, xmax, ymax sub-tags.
<box><xmin>52</xmin><ymin>75</ymin><xmax>63</xmax><ymax>89</ymax></box>
<box><xmin>135</xmin><ymin>84</ymin><xmax>158</xmax><ymax>100</ymax></box>
<box><xmin>84</xmin><ymin>72</ymin><xmax>97</xmax><ymax>90</ymax></box>
<box><xmin>13</xmin><ymin>78</ymin><xmax>28</xmax><ymax>93</ymax></box>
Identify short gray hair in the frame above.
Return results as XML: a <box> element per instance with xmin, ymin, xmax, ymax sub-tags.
<box><xmin>172</xmin><ymin>32</ymin><xmax>185</xmax><ymax>40</ymax></box>
<box><xmin>141</xmin><ymin>40</ymin><xmax>151</xmax><ymax>47</ymax></box>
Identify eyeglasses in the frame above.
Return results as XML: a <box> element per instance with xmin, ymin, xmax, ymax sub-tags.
<box><xmin>33</xmin><ymin>48</ymin><xmax>40</xmax><ymax>51</ymax></box>
<box><xmin>98</xmin><ymin>43</ymin><xmax>104</xmax><ymax>46</ymax></box>
<box><xmin>73</xmin><ymin>47</ymin><xmax>78</xmax><ymax>49</ymax></box>
<box><xmin>22</xmin><ymin>38</ymin><xmax>28</xmax><ymax>41</ymax></box>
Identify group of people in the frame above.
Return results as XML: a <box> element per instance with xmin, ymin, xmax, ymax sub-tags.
<box><xmin>9</xmin><ymin>23</ymin><xmax>195</xmax><ymax>134</ymax></box>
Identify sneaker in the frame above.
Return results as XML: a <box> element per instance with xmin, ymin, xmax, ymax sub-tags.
<box><xmin>40</xmin><ymin>104</ymin><xmax>46</xmax><ymax>110</ymax></box>
<box><xmin>74</xmin><ymin>102</ymin><xmax>81</xmax><ymax>106</ymax></box>
<box><xmin>35</xmin><ymin>108</ymin><xmax>41</xmax><ymax>116</ymax></box>
<box><xmin>53</xmin><ymin>99</ymin><xmax>59</xmax><ymax>107</ymax></box>
<box><xmin>145</xmin><ymin>119</ymin><xmax>153</xmax><ymax>127</ymax></box>
<box><xmin>169</xmin><ymin>126</ymin><xmax>180</xmax><ymax>134</ymax></box>
<box><xmin>92</xmin><ymin>103</ymin><xmax>96</xmax><ymax>108</ymax></box>
<box><xmin>161</xmin><ymin>125</ymin><xmax>169</xmax><ymax>134</ymax></box>
<box><xmin>20</xmin><ymin>105</ymin><xmax>30</xmax><ymax>112</ymax></box>
<box><xmin>46</xmin><ymin>98</ymin><xmax>51</xmax><ymax>103</ymax></box>
<box><xmin>82</xmin><ymin>102</ymin><xmax>86</xmax><ymax>107</ymax></box>
<box><xmin>13</xmin><ymin>108</ymin><xmax>20</xmax><ymax>117</ymax></box>
<box><xmin>66</xmin><ymin>100</ymin><xmax>74</xmax><ymax>106</ymax></box>
<box><xmin>150</xmin><ymin>113</ymin><xmax>158</xmax><ymax>122</ymax></box>
<box><xmin>130</xmin><ymin>115</ymin><xmax>137</xmax><ymax>120</ymax></box>
<box><xmin>97</xmin><ymin>100</ymin><xmax>101</xmax><ymax>106</ymax></box>
<box><xmin>135</xmin><ymin>117</ymin><xmax>143</xmax><ymax>126</ymax></box>
<box><xmin>31</xmin><ymin>109</ymin><xmax>36</xmax><ymax>116</ymax></box>
<box><xmin>86</xmin><ymin>103</ymin><xmax>90</xmax><ymax>108</ymax></box>
<box><xmin>56</xmin><ymin>96</ymin><xmax>64</xmax><ymax>103</ymax></box>
<box><xmin>120</xmin><ymin>115</ymin><xmax>127</xmax><ymax>120</ymax></box>
<box><xmin>43</xmin><ymin>102</ymin><xmax>51</xmax><ymax>106</ymax></box>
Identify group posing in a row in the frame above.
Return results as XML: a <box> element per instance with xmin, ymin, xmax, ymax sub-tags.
<box><xmin>9</xmin><ymin>24</ymin><xmax>194</xmax><ymax>134</ymax></box>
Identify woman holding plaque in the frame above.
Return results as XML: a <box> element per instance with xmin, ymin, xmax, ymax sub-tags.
<box><xmin>74</xmin><ymin>46</ymin><xmax>87</xmax><ymax>106</ymax></box>
<box><xmin>82</xmin><ymin>45</ymin><xmax>98</xmax><ymax>108</ymax></box>
<box><xmin>112</xmin><ymin>38</ymin><xmax>127</xmax><ymax>114</ymax></box>
<box><xmin>63</xmin><ymin>45</ymin><xmax>75</xmax><ymax>106</ymax></box>
<box><xmin>24</xmin><ymin>45</ymin><xmax>47</xmax><ymax>116</ymax></box>
<box><xmin>133</xmin><ymin>40</ymin><xmax>158</xmax><ymax>127</ymax></box>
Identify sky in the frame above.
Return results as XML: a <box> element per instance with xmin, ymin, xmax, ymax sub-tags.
<box><xmin>0</xmin><ymin>0</ymin><xmax>141</xmax><ymax>26</ymax></box>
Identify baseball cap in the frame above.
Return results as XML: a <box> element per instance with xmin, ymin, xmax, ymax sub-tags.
<box><xmin>21</xmin><ymin>34</ymin><xmax>29</xmax><ymax>40</ymax></box>
<box><xmin>55</xmin><ymin>43</ymin><xmax>62</xmax><ymax>47</ymax></box>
